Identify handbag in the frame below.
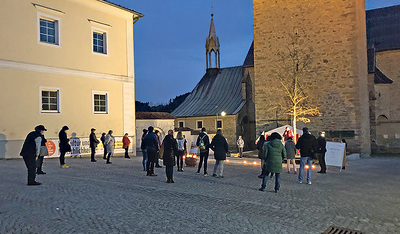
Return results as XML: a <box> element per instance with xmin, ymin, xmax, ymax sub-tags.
<box><xmin>39</xmin><ymin>145</ymin><xmax>48</xmax><ymax>156</ymax></box>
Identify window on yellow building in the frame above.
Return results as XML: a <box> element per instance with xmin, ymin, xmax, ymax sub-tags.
<box><xmin>39</xmin><ymin>18</ymin><xmax>59</xmax><ymax>45</ymax></box>
<box><xmin>179</xmin><ymin>121</ymin><xmax>184</xmax><ymax>128</ymax></box>
<box><xmin>217</xmin><ymin>120</ymin><xmax>223</xmax><ymax>129</ymax></box>
<box><xmin>93</xmin><ymin>31</ymin><xmax>107</xmax><ymax>54</ymax></box>
<box><xmin>197</xmin><ymin>121</ymin><xmax>203</xmax><ymax>129</ymax></box>
<box><xmin>93</xmin><ymin>93</ymin><xmax>108</xmax><ymax>113</ymax></box>
<box><xmin>41</xmin><ymin>89</ymin><xmax>59</xmax><ymax>112</ymax></box>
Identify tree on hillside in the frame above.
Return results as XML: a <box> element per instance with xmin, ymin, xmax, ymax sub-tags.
<box><xmin>271</xmin><ymin>34</ymin><xmax>321</xmax><ymax>142</ymax></box>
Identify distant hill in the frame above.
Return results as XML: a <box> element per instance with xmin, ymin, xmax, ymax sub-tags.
<box><xmin>136</xmin><ymin>92</ymin><xmax>190</xmax><ymax>113</ymax></box>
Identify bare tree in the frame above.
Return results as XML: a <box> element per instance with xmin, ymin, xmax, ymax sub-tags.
<box><xmin>270</xmin><ymin>34</ymin><xmax>321</xmax><ymax>142</ymax></box>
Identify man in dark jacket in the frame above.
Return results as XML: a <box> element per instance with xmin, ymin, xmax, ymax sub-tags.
<box><xmin>144</xmin><ymin>126</ymin><xmax>159</xmax><ymax>176</ymax></box>
<box><xmin>196</xmin><ymin>127</ymin><xmax>210</xmax><ymax>176</ymax></box>
<box><xmin>296</xmin><ymin>127</ymin><xmax>317</xmax><ymax>184</ymax></box>
<box><xmin>162</xmin><ymin>130</ymin><xmax>178</xmax><ymax>183</ymax></box>
<box><xmin>316</xmin><ymin>132</ymin><xmax>327</xmax><ymax>174</ymax></box>
<box><xmin>210</xmin><ymin>129</ymin><xmax>229</xmax><ymax>178</ymax></box>
<box><xmin>20</xmin><ymin>125</ymin><xmax>46</xmax><ymax>186</ymax></box>
<box><xmin>89</xmin><ymin>128</ymin><xmax>100</xmax><ymax>162</ymax></box>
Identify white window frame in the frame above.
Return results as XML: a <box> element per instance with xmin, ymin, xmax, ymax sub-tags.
<box><xmin>37</xmin><ymin>12</ymin><xmax>61</xmax><ymax>47</ymax></box>
<box><xmin>92</xmin><ymin>90</ymin><xmax>109</xmax><ymax>114</ymax></box>
<box><xmin>216</xmin><ymin>119</ymin><xmax>223</xmax><ymax>129</ymax></box>
<box><xmin>178</xmin><ymin>121</ymin><xmax>184</xmax><ymax>128</ymax></box>
<box><xmin>39</xmin><ymin>86</ymin><xmax>61</xmax><ymax>114</ymax></box>
<box><xmin>196</xmin><ymin>120</ymin><xmax>203</xmax><ymax>129</ymax></box>
<box><xmin>91</xmin><ymin>27</ymin><xmax>109</xmax><ymax>56</ymax></box>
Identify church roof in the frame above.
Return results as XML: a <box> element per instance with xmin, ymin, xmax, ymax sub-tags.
<box><xmin>171</xmin><ymin>67</ymin><xmax>245</xmax><ymax>117</ymax></box>
<box><xmin>136</xmin><ymin>112</ymin><xmax>176</xmax><ymax>120</ymax></box>
<box><xmin>367</xmin><ymin>5</ymin><xmax>400</xmax><ymax>51</ymax></box>
<box><xmin>374</xmin><ymin>67</ymin><xmax>393</xmax><ymax>84</ymax></box>
<box><xmin>243</xmin><ymin>41</ymin><xmax>254</xmax><ymax>67</ymax></box>
<box><xmin>206</xmin><ymin>14</ymin><xmax>220</xmax><ymax>52</ymax></box>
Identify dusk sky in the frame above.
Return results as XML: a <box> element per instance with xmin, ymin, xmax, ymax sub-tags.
<box><xmin>111</xmin><ymin>0</ymin><xmax>400</xmax><ymax>104</ymax></box>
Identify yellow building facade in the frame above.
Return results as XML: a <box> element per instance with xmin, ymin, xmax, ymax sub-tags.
<box><xmin>0</xmin><ymin>0</ymin><xmax>142</xmax><ymax>158</ymax></box>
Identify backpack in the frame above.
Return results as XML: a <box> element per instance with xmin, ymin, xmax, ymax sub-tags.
<box><xmin>177</xmin><ymin>139</ymin><xmax>185</xmax><ymax>151</ymax></box>
<box><xmin>199</xmin><ymin>135</ymin><xmax>207</xmax><ymax>152</ymax></box>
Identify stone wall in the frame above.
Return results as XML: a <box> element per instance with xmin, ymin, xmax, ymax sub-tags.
<box><xmin>373</xmin><ymin>50</ymin><xmax>400</xmax><ymax>153</ymax></box>
<box><xmin>253</xmin><ymin>0</ymin><xmax>371</xmax><ymax>155</ymax></box>
<box><xmin>174</xmin><ymin>115</ymin><xmax>237</xmax><ymax>151</ymax></box>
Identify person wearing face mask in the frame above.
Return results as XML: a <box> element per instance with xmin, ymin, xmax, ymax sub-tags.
<box><xmin>20</xmin><ymin>125</ymin><xmax>47</xmax><ymax>186</ymax></box>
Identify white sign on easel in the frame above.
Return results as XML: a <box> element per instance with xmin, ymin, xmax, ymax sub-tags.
<box><xmin>189</xmin><ymin>142</ymin><xmax>198</xmax><ymax>155</ymax></box>
<box><xmin>325</xmin><ymin>142</ymin><xmax>346</xmax><ymax>170</ymax></box>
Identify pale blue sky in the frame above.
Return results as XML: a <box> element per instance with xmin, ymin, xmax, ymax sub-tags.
<box><xmin>111</xmin><ymin>0</ymin><xmax>400</xmax><ymax>103</ymax></box>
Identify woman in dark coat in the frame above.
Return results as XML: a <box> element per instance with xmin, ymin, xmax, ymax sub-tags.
<box><xmin>59</xmin><ymin>126</ymin><xmax>71</xmax><ymax>168</ymax></box>
<box><xmin>210</xmin><ymin>129</ymin><xmax>229</xmax><ymax>178</ymax></box>
<box><xmin>257</xmin><ymin>135</ymin><xmax>266</xmax><ymax>178</ymax></box>
<box><xmin>162</xmin><ymin>130</ymin><xmax>178</xmax><ymax>183</ymax></box>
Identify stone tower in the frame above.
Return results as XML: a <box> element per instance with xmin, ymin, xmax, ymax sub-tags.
<box><xmin>253</xmin><ymin>0</ymin><xmax>371</xmax><ymax>155</ymax></box>
<box><xmin>206</xmin><ymin>14</ymin><xmax>220</xmax><ymax>69</ymax></box>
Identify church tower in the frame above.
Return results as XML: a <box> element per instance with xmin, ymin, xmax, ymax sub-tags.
<box><xmin>206</xmin><ymin>14</ymin><xmax>220</xmax><ymax>69</ymax></box>
<box><xmin>253</xmin><ymin>0</ymin><xmax>371</xmax><ymax>155</ymax></box>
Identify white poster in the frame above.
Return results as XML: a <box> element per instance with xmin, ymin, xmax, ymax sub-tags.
<box><xmin>70</xmin><ymin>137</ymin><xmax>81</xmax><ymax>156</ymax></box>
<box><xmin>325</xmin><ymin>142</ymin><xmax>346</xmax><ymax>167</ymax></box>
<box><xmin>44</xmin><ymin>139</ymin><xmax>59</xmax><ymax>158</ymax></box>
<box><xmin>189</xmin><ymin>142</ymin><xmax>198</xmax><ymax>155</ymax></box>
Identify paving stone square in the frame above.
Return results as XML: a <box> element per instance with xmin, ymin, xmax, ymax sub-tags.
<box><xmin>0</xmin><ymin>155</ymin><xmax>399</xmax><ymax>233</ymax></box>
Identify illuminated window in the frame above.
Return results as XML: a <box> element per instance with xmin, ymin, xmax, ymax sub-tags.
<box><xmin>93</xmin><ymin>31</ymin><xmax>107</xmax><ymax>54</ymax></box>
<box><xmin>39</xmin><ymin>18</ymin><xmax>59</xmax><ymax>45</ymax></box>
<box><xmin>41</xmin><ymin>89</ymin><xmax>60</xmax><ymax>112</ymax></box>
<box><xmin>93</xmin><ymin>92</ymin><xmax>108</xmax><ymax>113</ymax></box>
<box><xmin>197</xmin><ymin>121</ymin><xmax>203</xmax><ymax>129</ymax></box>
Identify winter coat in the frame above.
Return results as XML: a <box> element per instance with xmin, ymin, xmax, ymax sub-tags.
<box><xmin>122</xmin><ymin>136</ymin><xmax>131</xmax><ymax>148</ymax></box>
<box><xmin>90</xmin><ymin>132</ymin><xmax>100</xmax><ymax>148</ymax></box>
<box><xmin>285</xmin><ymin>139</ymin><xmax>297</xmax><ymax>159</ymax></box>
<box><xmin>140</xmin><ymin>133</ymin><xmax>147</xmax><ymax>150</ymax></box>
<box><xmin>296</xmin><ymin>133</ymin><xmax>317</xmax><ymax>157</ymax></box>
<box><xmin>144</xmin><ymin>132</ymin><xmax>159</xmax><ymax>152</ymax></box>
<box><xmin>316</xmin><ymin>136</ymin><xmax>327</xmax><ymax>154</ymax></box>
<box><xmin>162</xmin><ymin>135</ymin><xmax>178</xmax><ymax>167</ymax></box>
<box><xmin>257</xmin><ymin>139</ymin><xmax>266</xmax><ymax>159</ymax></box>
<box><xmin>237</xmin><ymin>138</ymin><xmax>244</xmax><ymax>148</ymax></box>
<box><xmin>262</xmin><ymin>139</ymin><xmax>286</xmax><ymax>173</ymax></box>
<box><xmin>20</xmin><ymin>130</ymin><xmax>42</xmax><ymax>158</ymax></box>
<box><xmin>210</xmin><ymin>134</ymin><xmax>229</xmax><ymax>160</ymax></box>
<box><xmin>196</xmin><ymin>132</ymin><xmax>210</xmax><ymax>152</ymax></box>
<box><xmin>59</xmin><ymin>130</ymin><xmax>71</xmax><ymax>153</ymax></box>
<box><xmin>176</xmin><ymin>138</ymin><xmax>187</xmax><ymax>152</ymax></box>
<box><xmin>104</xmin><ymin>133</ymin><xmax>115</xmax><ymax>154</ymax></box>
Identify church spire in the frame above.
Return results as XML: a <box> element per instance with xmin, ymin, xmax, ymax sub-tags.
<box><xmin>206</xmin><ymin>14</ymin><xmax>220</xmax><ymax>69</ymax></box>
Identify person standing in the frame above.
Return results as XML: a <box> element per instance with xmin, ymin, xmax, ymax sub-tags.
<box><xmin>104</xmin><ymin>130</ymin><xmax>115</xmax><ymax>164</ymax></box>
<box><xmin>257</xmin><ymin>134</ymin><xmax>266</xmax><ymax>178</ymax></box>
<box><xmin>283</xmin><ymin>126</ymin><xmax>294</xmax><ymax>142</ymax></box>
<box><xmin>59</xmin><ymin>126</ymin><xmax>71</xmax><ymax>168</ymax></box>
<box><xmin>144</xmin><ymin>126</ymin><xmax>159</xmax><ymax>176</ymax></box>
<box><xmin>285</xmin><ymin>137</ymin><xmax>297</xmax><ymax>174</ymax></box>
<box><xmin>196</xmin><ymin>127</ymin><xmax>210</xmax><ymax>176</ymax></box>
<box><xmin>20</xmin><ymin>125</ymin><xmax>46</xmax><ymax>185</ymax></box>
<box><xmin>176</xmin><ymin>131</ymin><xmax>186</xmax><ymax>172</ymax></box>
<box><xmin>259</xmin><ymin>132</ymin><xmax>286</xmax><ymax>193</ymax></box>
<box><xmin>237</xmin><ymin>136</ymin><xmax>245</xmax><ymax>158</ymax></box>
<box><xmin>317</xmin><ymin>133</ymin><xmax>327</xmax><ymax>174</ymax></box>
<box><xmin>122</xmin><ymin>133</ymin><xmax>131</xmax><ymax>159</ymax></box>
<box><xmin>100</xmin><ymin>133</ymin><xmax>107</xmax><ymax>160</ymax></box>
<box><xmin>296</xmin><ymin>127</ymin><xmax>317</xmax><ymax>185</ymax></box>
<box><xmin>162</xmin><ymin>130</ymin><xmax>178</xmax><ymax>183</ymax></box>
<box><xmin>154</xmin><ymin>130</ymin><xmax>162</xmax><ymax>168</ymax></box>
<box><xmin>36</xmin><ymin>133</ymin><xmax>48</xmax><ymax>174</ymax></box>
<box><xmin>141</xmin><ymin>129</ymin><xmax>148</xmax><ymax>171</ymax></box>
<box><xmin>210</xmin><ymin>129</ymin><xmax>229</xmax><ymax>178</ymax></box>
<box><xmin>89</xmin><ymin>128</ymin><xmax>100</xmax><ymax>162</ymax></box>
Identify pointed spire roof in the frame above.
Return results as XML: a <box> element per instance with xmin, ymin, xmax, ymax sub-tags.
<box><xmin>206</xmin><ymin>14</ymin><xmax>220</xmax><ymax>52</ymax></box>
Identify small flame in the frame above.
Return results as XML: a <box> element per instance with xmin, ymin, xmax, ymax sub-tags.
<box><xmin>243</xmin><ymin>161</ymin><xmax>247</xmax><ymax>164</ymax></box>
<box><xmin>305</xmin><ymin>165</ymin><xmax>310</xmax><ymax>169</ymax></box>
<box><xmin>253</xmin><ymin>161</ymin><xmax>257</xmax><ymax>165</ymax></box>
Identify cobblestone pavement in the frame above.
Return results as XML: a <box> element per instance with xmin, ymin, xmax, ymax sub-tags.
<box><xmin>0</xmin><ymin>155</ymin><xmax>399</xmax><ymax>234</ymax></box>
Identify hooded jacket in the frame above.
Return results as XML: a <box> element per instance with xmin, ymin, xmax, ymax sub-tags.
<box><xmin>262</xmin><ymin>139</ymin><xmax>286</xmax><ymax>173</ymax></box>
<box><xmin>296</xmin><ymin>133</ymin><xmax>317</xmax><ymax>157</ymax></box>
<box><xmin>210</xmin><ymin>134</ymin><xmax>228</xmax><ymax>160</ymax></box>
<box><xmin>162</xmin><ymin>134</ymin><xmax>178</xmax><ymax>167</ymax></box>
